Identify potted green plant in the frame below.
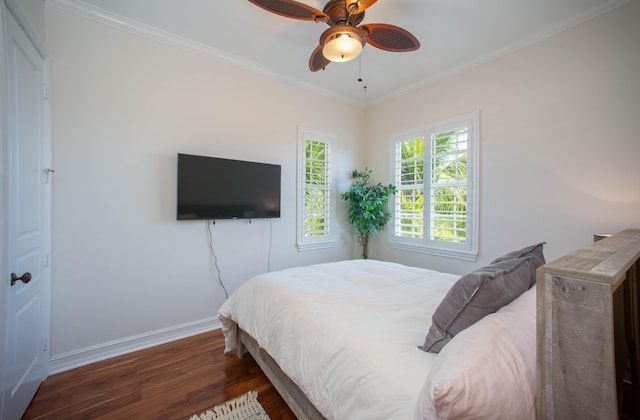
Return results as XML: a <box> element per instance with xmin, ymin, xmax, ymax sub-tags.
<box><xmin>341</xmin><ymin>167</ymin><xmax>397</xmax><ymax>259</ymax></box>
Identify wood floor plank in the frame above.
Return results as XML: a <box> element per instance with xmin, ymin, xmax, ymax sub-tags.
<box><xmin>23</xmin><ymin>330</ymin><xmax>296</xmax><ymax>420</ymax></box>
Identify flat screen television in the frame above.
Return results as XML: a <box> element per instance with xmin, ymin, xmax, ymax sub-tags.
<box><xmin>177</xmin><ymin>153</ymin><xmax>281</xmax><ymax>220</ymax></box>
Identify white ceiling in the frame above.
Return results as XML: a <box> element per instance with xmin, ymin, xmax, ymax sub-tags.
<box><xmin>52</xmin><ymin>0</ymin><xmax>628</xmax><ymax>106</ymax></box>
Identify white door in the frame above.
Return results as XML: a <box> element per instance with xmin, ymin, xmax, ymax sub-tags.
<box><xmin>1</xmin><ymin>6</ymin><xmax>52</xmax><ymax>420</ymax></box>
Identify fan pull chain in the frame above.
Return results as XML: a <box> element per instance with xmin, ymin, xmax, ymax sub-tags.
<box><xmin>357</xmin><ymin>55</ymin><xmax>367</xmax><ymax>92</ymax></box>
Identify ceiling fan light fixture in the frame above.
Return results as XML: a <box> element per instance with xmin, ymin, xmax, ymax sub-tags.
<box><xmin>322</xmin><ymin>27</ymin><xmax>364</xmax><ymax>62</ymax></box>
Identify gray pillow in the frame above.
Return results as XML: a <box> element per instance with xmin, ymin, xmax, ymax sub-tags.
<box><xmin>420</xmin><ymin>257</ymin><xmax>532</xmax><ymax>353</ymax></box>
<box><xmin>491</xmin><ymin>242</ymin><xmax>546</xmax><ymax>288</ymax></box>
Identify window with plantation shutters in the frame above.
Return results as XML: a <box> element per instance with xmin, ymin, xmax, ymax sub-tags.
<box><xmin>297</xmin><ymin>128</ymin><xmax>336</xmax><ymax>250</ymax></box>
<box><xmin>389</xmin><ymin>113</ymin><xmax>478</xmax><ymax>261</ymax></box>
<box><xmin>395</xmin><ymin>137</ymin><xmax>425</xmax><ymax>240</ymax></box>
<box><xmin>430</xmin><ymin>128</ymin><xmax>469</xmax><ymax>244</ymax></box>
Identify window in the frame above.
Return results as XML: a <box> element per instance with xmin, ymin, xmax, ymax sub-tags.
<box><xmin>389</xmin><ymin>112</ymin><xmax>478</xmax><ymax>261</ymax></box>
<box><xmin>297</xmin><ymin>127</ymin><xmax>335</xmax><ymax>250</ymax></box>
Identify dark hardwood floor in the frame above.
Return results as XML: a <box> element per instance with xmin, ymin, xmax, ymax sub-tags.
<box><xmin>22</xmin><ymin>329</ymin><xmax>296</xmax><ymax>419</ymax></box>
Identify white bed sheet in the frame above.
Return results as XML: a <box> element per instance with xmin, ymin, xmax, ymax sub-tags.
<box><xmin>218</xmin><ymin>259</ymin><xmax>459</xmax><ymax>420</ymax></box>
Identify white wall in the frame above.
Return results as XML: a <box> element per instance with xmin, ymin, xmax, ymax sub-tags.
<box><xmin>46</xmin><ymin>6</ymin><xmax>364</xmax><ymax>365</ymax></box>
<box><xmin>365</xmin><ymin>1</ymin><xmax>640</xmax><ymax>274</ymax></box>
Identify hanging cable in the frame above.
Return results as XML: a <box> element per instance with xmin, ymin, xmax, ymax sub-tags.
<box><xmin>207</xmin><ymin>220</ymin><xmax>228</xmax><ymax>300</ymax></box>
<box><xmin>267</xmin><ymin>218</ymin><xmax>273</xmax><ymax>272</ymax></box>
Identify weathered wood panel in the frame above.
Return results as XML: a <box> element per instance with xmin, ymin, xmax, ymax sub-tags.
<box><xmin>537</xmin><ymin>228</ymin><xmax>640</xmax><ymax>419</ymax></box>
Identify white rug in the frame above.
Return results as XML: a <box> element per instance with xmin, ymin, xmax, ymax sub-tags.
<box><xmin>189</xmin><ymin>391</ymin><xmax>270</xmax><ymax>420</ymax></box>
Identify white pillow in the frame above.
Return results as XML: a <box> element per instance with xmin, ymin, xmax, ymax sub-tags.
<box><xmin>416</xmin><ymin>286</ymin><xmax>537</xmax><ymax>419</ymax></box>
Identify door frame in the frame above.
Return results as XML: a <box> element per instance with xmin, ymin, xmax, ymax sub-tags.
<box><xmin>0</xmin><ymin>0</ymin><xmax>52</xmax><ymax>417</ymax></box>
<box><xmin>0</xmin><ymin>4</ymin><xmax>9</xmax><ymax>414</ymax></box>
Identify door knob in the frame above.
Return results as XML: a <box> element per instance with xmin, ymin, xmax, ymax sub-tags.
<box><xmin>11</xmin><ymin>272</ymin><xmax>32</xmax><ymax>286</ymax></box>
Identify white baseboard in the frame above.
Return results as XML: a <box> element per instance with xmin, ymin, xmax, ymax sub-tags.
<box><xmin>49</xmin><ymin>317</ymin><xmax>222</xmax><ymax>375</ymax></box>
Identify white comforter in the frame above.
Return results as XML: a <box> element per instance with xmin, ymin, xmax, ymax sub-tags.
<box><xmin>218</xmin><ymin>259</ymin><xmax>459</xmax><ymax>420</ymax></box>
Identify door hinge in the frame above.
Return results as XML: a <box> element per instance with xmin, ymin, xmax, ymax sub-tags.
<box><xmin>43</xmin><ymin>337</ymin><xmax>48</xmax><ymax>352</ymax></box>
<box><xmin>43</xmin><ymin>86</ymin><xmax>49</xmax><ymax>100</ymax></box>
<box><xmin>44</xmin><ymin>253</ymin><xmax>49</xmax><ymax>268</ymax></box>
<box><xmin>44</xmin><ymin>168</ymin><xmax>55</xmax><ymax>183</ymax></box>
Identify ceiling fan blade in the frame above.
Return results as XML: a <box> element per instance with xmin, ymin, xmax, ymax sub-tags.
<box><xmin>309</xmin><ymin>44</ymin><xmax>331</xmax><ymax>72</ymax></box>
<box><xmin>346</xmin><ymin>0</ymin><xmax>378</xmax><ymax>15</ymax></box>
<box><xmin>248</xmin><ymin>0</ymin><xmax>328</xmax><ymax>22</ymax></box>
<box><xmin>360</xmin><ymin>23</ymin><xmax>420</xmax><ymax>52</ymax></box>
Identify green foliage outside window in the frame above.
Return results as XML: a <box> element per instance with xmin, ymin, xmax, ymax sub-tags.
<box><xmin>398</xmin><ymin>138</ymin><xmax>425</xmax><ymax>238</ymax></box>
<box><xmin>430</xmin><ymin>129</ymin><xmax>468</xmax><ymax>243</ymax></box>
<box><xmin>304</xmin><ymin>140</ymin><xmax>329</xmax><ymax>237</ymax></box>
<box><xmin>397</xmin><ymin>129</ymin><xmax>468</xmax><ymax>244</ymax></box>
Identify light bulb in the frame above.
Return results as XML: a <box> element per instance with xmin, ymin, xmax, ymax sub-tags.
<box><xmin>322</xmin><ymin>31</ymin><xmax>363</xmax><ymax>62</ymax></box>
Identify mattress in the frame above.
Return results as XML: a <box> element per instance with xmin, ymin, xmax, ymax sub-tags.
<box><xmin>218</xmin><ymin>259</ymin><xmax>460</xmax><ymax>419</ymax></box>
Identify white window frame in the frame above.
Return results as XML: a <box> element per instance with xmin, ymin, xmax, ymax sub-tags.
<box><xmin>388</xmin><ymin>112</ymin><xmax>479</xmax><ymax>261</ymax></box>
<box><xmin>297</xmin><ymin>127</ymin><xmax>336</xmax><ymax>251</ymax></box>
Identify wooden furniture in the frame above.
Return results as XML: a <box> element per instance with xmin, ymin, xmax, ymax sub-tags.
<box><xmin>537</xmin><ymin>229</ymin><xmax>640</xmax><ymax>419</ymax></box>
<box><xmin>240</xmin><ymin>330</ymin><xmax>325</xmax><ymax>420</ymax></box>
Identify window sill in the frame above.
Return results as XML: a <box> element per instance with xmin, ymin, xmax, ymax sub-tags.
<box><xmin>297</xmin><ymin>240</ymin><xmax>336</xmax><ymax>252</ymax></box>
<box><xmin>388</xmin><ymin>240</ymin><xmax>478</xmax><ymax>262</ymax></box>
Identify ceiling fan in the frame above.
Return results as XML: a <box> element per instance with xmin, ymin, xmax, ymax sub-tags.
<box><xmin>248</xmin><ymin>0</ymin><xmax>420</xmax><ymax>71</ymax></box>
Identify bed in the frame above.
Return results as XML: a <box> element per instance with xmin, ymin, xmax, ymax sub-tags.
<box><xmin>218</xmin><ymin>229</ymin><xmax>640</xmax><ymax>419</ymax></box>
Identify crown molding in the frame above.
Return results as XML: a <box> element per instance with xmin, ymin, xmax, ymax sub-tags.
<box><xmin>46</xmin><ymin>0</ymin><xmax>629</xmax><ymax>108</ymax></box>
<box><xmin>45</xmin><ymin>0</ymin><xmax>365</xmax><ymax>107</ymax></box>
<box><xmin>367</xmin><ymin>0</ymin><xmax>631</xmax><ymax>107</ymax></box>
